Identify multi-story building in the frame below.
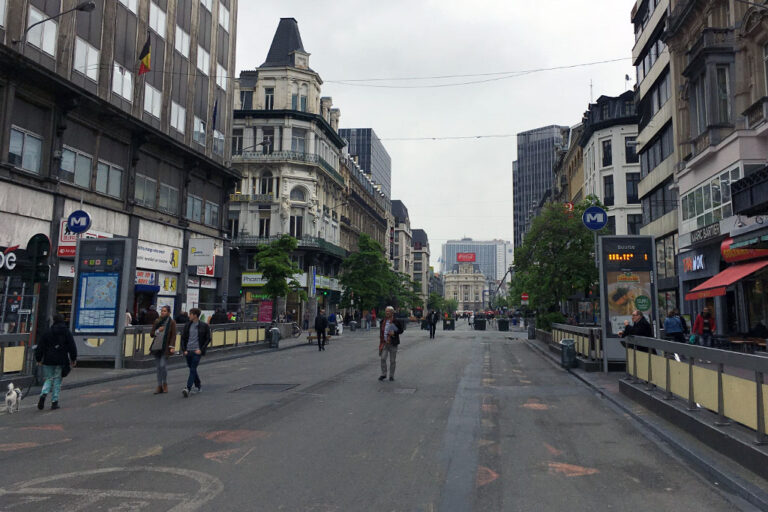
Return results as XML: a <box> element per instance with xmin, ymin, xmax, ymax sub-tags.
<box><xmin>443</xmin><ymin>263</ymin><xmax>486</xmax><ymax>313</ymax></box>
<box><xmin>553</xmin><ymin>124</ymin><xmax>585</xmax><ymax>204</ymax></box>
<box><xmin>411</xmin><ymin>229</ymin><xmax>430</xmax><ymax>304</ymax></box>
<box><xmin>429</xmin><ymin>269</ymin><xmax>443</xmax><ymax>299</ymax></box>
<box><xmin>0</xmin><ymin>0</ymin><xmax>238</xmax><ymax>334</ymax></box>
<box><xmin>339</xmin><ymin>152</ymin><xmax>388</xmax><ymax>253</ymax></box>
<box><xmin>391</xmin><ymin>200</ymin><xmax>412</xmax><ymax>277</ymax></box>
<box><xmin>338</xmin><ymin>128</ymin><xmax>392</xmax><ymax>200</ymax></box>
<box><xmin>666</xmin><ymin>0</ymin><xmax>768</xmax><ymax>335</ymax></box>
<box><xmin>580</xmin><ymin>92</ymin><xmax>643</xmax><ymax>236</ymax></box>
<box><xmin>440</xmin><ymin>239</ymin><xmax>512</xmax><ymax>283</ymax></box>
<box><xmin>513</xmin><ymin>125</ymin><xmax>568</xmax><ymax>248</ymax></box>
<box><xmin>229</xmin><ymin>18</ymin><xmax>348</xmax><ymax>321</ymax></box>
<box><xmin>632</xmin><ymin>0</ymin><xmax>680</xmax><ymax>314</ymax></box>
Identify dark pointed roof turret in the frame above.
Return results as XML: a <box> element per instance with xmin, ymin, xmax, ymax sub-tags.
<box><xmin>260</xmin><ymin>18</ymin><xmax>309</xmax><ymax>69</ymax></box>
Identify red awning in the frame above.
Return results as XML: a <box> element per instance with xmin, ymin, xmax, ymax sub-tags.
<box><xmin>685</xmin><ymin>260</ymin><xmax>768</xmax><ymax>301</ymax></box>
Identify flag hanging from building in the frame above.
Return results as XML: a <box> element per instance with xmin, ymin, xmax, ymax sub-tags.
<box><xmin>138</xmin><ymin>34</ymin><xmax>151</xmax><ymax>75</ymax></box>
<box><xmin>211</xmin><ymin>98</ymin><xmax>218</xmax><ymax>132</ymax></box>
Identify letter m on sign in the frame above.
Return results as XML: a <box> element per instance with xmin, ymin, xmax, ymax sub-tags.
<box><xmin>585</xmin><ymin>213</ymin><xmax>605</xmax><ymax>223</ymax></box>
<box><xmin>70</xmin><ymin>216</ymin><xmax>87</xmax><ymax>227</ymax></box>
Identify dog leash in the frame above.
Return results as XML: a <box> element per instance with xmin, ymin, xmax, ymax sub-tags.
<box><xmin>22</xmin><ymin>363</ymin><xmax>38</xmax><ymax>399</ymax></box>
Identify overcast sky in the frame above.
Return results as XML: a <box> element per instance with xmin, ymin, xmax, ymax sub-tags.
<box><xmin>236</xmin><ymin>0</ymin><xmax>636</xmax><ymax>267</ymax></box>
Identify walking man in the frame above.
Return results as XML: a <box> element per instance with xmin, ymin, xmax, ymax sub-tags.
<box><xmin>427</xmin><ymin>309</ymin><xmax>439</xmax><ymax>339</ymax></box>
<box><xmin>35</xmin><ymin>315</ymin><xmax>77</xmax><ymax>410</ymax></box>
<box><xmin>180</xmin><ymin>308</ymin><xmax>211</xmax><ymax>397</ymax></box>
<box><xmin>379</xmin><ymin>306</ymin><xmax>403</xmax><ymax>381</ymax></box>
<box><xmin>149</xmin><ymin>305</ymin><xmax>177</xmax><ymax>394</ymax></box>
<box><xmin>315</xmin><ymin>309</ymin><xmax>328</xmax><ymax>351</ymax></box>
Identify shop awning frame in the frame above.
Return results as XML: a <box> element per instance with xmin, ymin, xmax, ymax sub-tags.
<box><xmin>685</xmin><ymin>260</ymin><xmax>768</xmax><ymax>301</ymax></box>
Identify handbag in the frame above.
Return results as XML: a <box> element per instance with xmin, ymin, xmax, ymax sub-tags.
<box><xmin>688</xmin><ymin>334</ymin><xmax>697</xmax><ymax>344</ymax></box>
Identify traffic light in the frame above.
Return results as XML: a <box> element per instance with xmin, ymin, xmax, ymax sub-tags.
<box><xmin>323</xmin><ymin>291</ymin><xmax>328</xmax><ymax>296</ymax></box>
<box><xmin>25</xmin><ymin>233</ymin><xmax>51</xmax><ymax>283</ymax></box>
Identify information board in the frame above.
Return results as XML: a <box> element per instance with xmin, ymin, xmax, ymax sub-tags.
<box><xmin>72</xmin><ymin>239</ymin><xmax>127</xmax><ymax>335</ymax></box>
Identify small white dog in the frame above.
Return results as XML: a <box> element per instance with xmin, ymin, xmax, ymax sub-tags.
<box><xmin>5</xmin><ymin>382</ymin><xmax>22</xmax><ymax>413</ymax></box>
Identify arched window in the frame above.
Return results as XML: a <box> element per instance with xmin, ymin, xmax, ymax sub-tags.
<box><xmin>290</xmin><ymin>187</ymin><xmax>306</xmax><ymax>202</ymax></box>
<box><xmin>260</xmin><ymin>171</ymin><xmax>273</xmax><ymax>195</ymax></box>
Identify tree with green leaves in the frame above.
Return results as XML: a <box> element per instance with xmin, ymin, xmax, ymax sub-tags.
<box><xmin>340</xmin><ymin>234</ymin><xmax>393</xmax><ymax>312</ymax></box>
<box><xmin>254</xmin><ymin>235</ymin><xmax>307</xmax><ymax>320</ymax></box>
<box><xmin>442</xmin><ymin>298</ymin><xmax>458</xmax><ymax>316</ymax></box>
<box><xmin>510</xmin><ymin>196</ymin><xmax>606</xmax><ymax>326</ymax></box>
<box><xmin>427</xmin><ymin>292</ymin><xmax>444</xmax><ymax>311</ymax></box>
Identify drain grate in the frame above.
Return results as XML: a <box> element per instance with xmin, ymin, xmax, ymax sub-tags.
<box><xmin>230</xmin><ymin>383</ymin><xmax>299</xmax><ymax>393</ymax></box>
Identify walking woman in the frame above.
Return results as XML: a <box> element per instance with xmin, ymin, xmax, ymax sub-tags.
<box><xmin>180</xmin><ymin>308</ymin><xmax>211</xmax><ymax>397</ymax></box>
<box><xmin>149</xmin><ymin>305</ymin><xmax>177</xmax><ymax>394</ymax></box>
<box><xmin>693</xmin><ymin>307</ymin><xmax>716</xmax><ymax>347</ymax></box>
<box><xmin>35</xmin><ymin>315</ymin><xmax>77</xmax><ymax>410</ymax></box>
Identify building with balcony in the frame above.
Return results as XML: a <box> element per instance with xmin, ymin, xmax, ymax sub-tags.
<box><xmin>411</xmin><ymin>229</ymin><xmax>430</xmax><ymax>305</ymax></box>
<box><xmin>443</xmin><ymin>263</ymin><xmax>486</xmax><ymax>314</ymax></box>
<box><xmin>391</xmin><ymin>200</ymin><xmax>412</xmax><ymax>277</ymax></box>
<box><xmin>553</xmin><ymin>124</ymin><xmax>584</xmax><ymax>204</ymax></box>
<box><xmin>666</xmin><ymin>0</ymin><xmax>768</xmax><ymax>334</ymax></box>
<box><xmin>0</xmin><ymin>0</ymin><xmax>239</xmax><ymax>334</ymax></box>
<box><xmin>229</xmin><ymin>18</ymin><xmax>348</xmax><ymax>321</ymax></box>
<box><xmin>339</xmin><ymin>152</ymin><xmax>388</xmax><ymax>254</ymax></box>
<box><xmin>579</xmin><ymin>92</ymin><xmax>643</xmax><ymax>236</ymax></box>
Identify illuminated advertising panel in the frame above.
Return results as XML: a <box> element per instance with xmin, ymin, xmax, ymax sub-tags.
<box><xmin>456</xmin><ymin>252</ymin><xmax>476</xmax><ymax>262</ymax></box>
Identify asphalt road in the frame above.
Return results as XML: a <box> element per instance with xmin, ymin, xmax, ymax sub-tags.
<box><xmin>0</xmin><ymin>323</ymin><xmax>748</xmax><ymax>511</ymax></box>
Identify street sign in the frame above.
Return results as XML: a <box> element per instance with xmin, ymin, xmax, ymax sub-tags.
<box><xmin>582</xmin><ymin>206</ymin><xmax>608</xmax><ymax>231</ymax></box>
<box><xmin>67</xmin><ymin>210</ymin><xmax>92</xmax><ymax>234</ymax></box>
<box><xmin>521</xmin><ymin>293</ymin><xmax>529</xmax><ymax>301</ymax></box>
<box><xmin>521</xmin><ymin>292</ymin><xmax>529</xmax><ymax>305</ymax></box>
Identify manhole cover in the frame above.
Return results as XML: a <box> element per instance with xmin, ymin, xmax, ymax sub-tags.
<box><xmin>230</xmin><ymin>383</ymin><xmax>299</xmax><ymax>393</ymax></box>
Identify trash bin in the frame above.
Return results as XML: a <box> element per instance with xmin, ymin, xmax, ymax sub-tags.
<box><xmin>561</xmin><ymin>338</ymin><xmax>576</xmax><ymax>369</ymax></box>
<box><xmin>527</xmin><ymin>324</ymin><xmax>535</xmax><ymax>339</ymax></box>
<box><xmin>443</xmin><ymin>319</ymin><xmax>455</xmax><ymax>331</ymax></box>
<box><xmin>474</xmin><ymin>318</ymin><xmax>486</xmax><ymax>331</ymax></box>
<box><xmin>498</xmin><ymin>319</ymin><xmax>509</xmax><ymax>331</ymax></box>
<box><xmin>350</xmin><ymin>321</ymin><xmax>358</xmax><ymax>331</ymax></box>
<box><xmin>421</xmin><ymin>319</ymin><xmax>429</xmax><ymax>330</ymax></box>
<box><xmin>269</xmin><ymin>327</ymin><xmax>281</xmax><ymax>348</ymax></box>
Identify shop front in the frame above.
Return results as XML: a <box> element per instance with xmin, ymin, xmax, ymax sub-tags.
<box><xmin>0</xmin><ymin>240</ymin><xmax>47</xmax><ymax>335</ymax></box>
<box><xmin>679</xmin><ymin>242</ymin><xmax>724</xmax><ymax>331</ymax></box>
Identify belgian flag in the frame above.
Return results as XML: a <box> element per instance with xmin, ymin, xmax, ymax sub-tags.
<box><xmin>138</xmin><ymin>34</ymin><xmax>151</xmax><ymax>75</ymax></box>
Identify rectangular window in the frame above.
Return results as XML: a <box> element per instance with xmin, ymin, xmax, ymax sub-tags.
<box><xmin>149</xmin><ymin>2</ymin><xmax>166</xmax><ymax>39</ymax></box>
<box><xmin>626</xmin><ymin>172</ymin><xmax>640</xmax><ymax>203</ymax></box>
<box><xmin>232</xmin><ymin>129</ymin><xmax>243</xmax><ymax>155</ymax></box>
<box><xmin>627</xmin><ymin>214</ymin><xmax>643</xmax><ymax>235</ymax></box>
<box><xmin>174</xmin><ymin>26</ymin><xmax>190</xmax><ymax>58</ymax></box>
<box><xmin>95</xmin><ymin>162</ymin><xmax>122</xmax><ymax>198</ymax></box>
<box><xmin>112</xmin><ymin>63</ymin><xmax>133</xmax><ymax>101</ymax></box>
<box><xmin>134</xmin><ymin>174</ymin><xmax>157</xmax><ymax>208</ymax></box>
<box><xmin>200</xmin><ymin>0</ymin><xmax>212</xmax><ymax>11</ymax></box>
<box><xmin>8</xmin><ymin>127</ymin><xmax>42</xmax><ymax>174</ymax></box>
<box><xmin>240</xmin><ymin>90</ymin><xmax>253</xmax><ymax>109</ymax></box>
<box><xmin>144</xmin><ymin>83</ymin><xmax>162</xmax><ymax>118</ymax></box>
<box><xmin>716</xmin><ymin>66</ymin><xmax>730</xmax><ymax>124</ymax></box>
<box><xmin>216</xmin><ymin>63</ymin><xmax>227</xmax><ymax>90</ymax></box>
<box><xmin>171</xmin><ymin>101</ymin><xmax>186</xmax><ymax>134</ymax></box>
<box><xmin>259</xmin><ymin>217</ymin><xmax>270</xmax><ymax>237</ymax></box>
<box><xmin>603</xmin><ymin>175</ymin><xmax>614</xmax><ymax>206</ymax></box>
<box><xmin>601</xmin><ymin>139</ymin><xmax>612</xmax><ymax>167</ymax></box>
<box><xmin>300</xmin><ymin>95</ymin><xmax>307</xmax><ymax>112</ymax></box>
<box><xmin>764</xmin><ymin>43</ymin><xmax>768</xmax><ymax>95</ymax></box>
<box><xmin>27</xmin><ymin>6</ymin><xmax>57</xmax><ymax>56</ymax></box>
<box><xmin>197</xmin><ymin>46</ymin><xmax>210</xmax><ymax>75</ymax></box>
<box><xmin>186</xmin><ymin>195</ymin><xmax>202</xmax><ymax>222</ymax></box>
<box><xmin>693</xmin><ymin>78</ymin><xmax>707</xmax><ymax>135</ymax></box>
<box><xmin>60</xmin><ymin>149</ymin><xmax>92</xmax><ymax>188</ymax></box>
<box><xmin>205</xmin><ymin>202</ymin><xmax>219</xmax><ymax>226</ymax></box>
<box><xmin>0</xmin><ymin>0</ymin><xmax>6</xmax><ymax>26</ymax></box>
<box><xmin>264</xmin><ymin>88</ymin><xmax>274</xmax><ymax>110</ymax></box>
<box><xmin>291</xmin><ymin>128</ymin><xmax>306</xmax><ymax>153</ymax></box>
<box><xmin>625</xmin><ymin>137</ymin><xmax>638</xmax><ymax>164</ymax></box>
<box><xmin>291</xmin><ymin>94</ymin><xmax>298</xmax><ymax>110</ymax></box>
<box><xmin>213</xmin><ymin>130</ymin><xmax>224</xmax><ymax>155</ymax></box>
<box><xmin>606</xmin><ymin>216</ymin><xmax>616</xmax><ymax>235</ymax></box>
<box><xmin>262</xmin><ymin>127</ymin><xmax>275</xmax><ymax>154</ymax></box>
<box><xmin>656</xmin><ymin>239</ymin><xmax>666</xmax><ymax>279</ymax></box>
<box><xmin>290</xmin><ymin>215</ymin><xmax>303</xmax><ymax>238</ymax></box>
<box><xmin>158</xmin><ymin>183</ymin><xmax>178</xmax><ymax>214</ymax></box>
<box><xmin>74</xmin><ymin>37</ymin><xmax>99</xmax><ymax>82</ymax></box>
<box><xmin>218</xmin><ymin>4</ymin><xmax>229</xmax><ymax>32</ymax></box>
<box><xmin>193</xmin><ymin>116</ymin><xmax>206</xmax><ymax>145</ymax></box>
<box><xmin>118</xmin><ymin>0</ymin><xmax>138</xmax><ymax>14</ymax></box>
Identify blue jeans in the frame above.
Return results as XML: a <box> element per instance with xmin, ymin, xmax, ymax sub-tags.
<box><xmin>41</xmin><ymin>365</ymin><xmax>63</xmax><ymax>402</ymax></box>
<box><xmin>699</xmin><ymin>332</ymin><xmax>713</xmax><ymax>347</ymax></box>
<box><xmin>185</xmin><ymin>353</ymin><xmax>201</xmax><ymax>390</ymax></box>
<box><xmin>155</xmin><ymin>354</ymin><xmax>168</xmax><ymax>387</ymax></box>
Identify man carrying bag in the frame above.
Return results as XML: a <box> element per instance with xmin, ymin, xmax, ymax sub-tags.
<box><xmin>149</xmin><ymin>305</ymin><xmax>176</xmax><ymax>394</ymax></box>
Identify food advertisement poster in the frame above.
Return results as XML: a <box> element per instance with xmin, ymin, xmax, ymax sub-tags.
<box><xmin>606</xmin><ymin>271</ymin><xmax>653</xmax><ymax>336</ymax></box>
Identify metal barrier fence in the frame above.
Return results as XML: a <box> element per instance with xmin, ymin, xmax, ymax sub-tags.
<box><xmin>0</xmin><ymin>334</ymin><xmax>31</xmax><ymax>377</ymax></box>
<box><xmin>551</xmin><ymin>323</ymin><xmax>603</xmax><ymax>363</ymax></box>
<box><xmin>123</xmin><ymin>322</ymin><xmax>270</xmax><ymax>360</ymax></box>
<box><xmin>625</xmin><ymin>335</ymin><xmax>768</xmax><ymax>444</ymax></box>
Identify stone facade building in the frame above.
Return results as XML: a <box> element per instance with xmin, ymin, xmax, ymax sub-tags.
<box><xmin>391</xmin><ymin>199</ymin><xmax>412</xmax><ymax>277</ymax></box>
<box><xmin>411</xmin><ymin>229</ymin><xmax>430</xmax><ymax>304</ymax></box>
<box><xmin>339</xmin><ymin>152</ymin><xmax>388</xmax><ymax>253</ymax></box>
<box><xmin>553</xmin><ymin>124</ymin><xmax>585</xmax><ymax>204</ymax></box>
<box><xmin>443</xmin><ymin>263</ymin><xmax>486</xmax><ymax>313</ymax></box>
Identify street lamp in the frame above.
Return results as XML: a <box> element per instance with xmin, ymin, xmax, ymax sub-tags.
<box><xmin>13</xmin><ymin>1</ymin><xmax>96</xmax><ymax>49</ymax></box>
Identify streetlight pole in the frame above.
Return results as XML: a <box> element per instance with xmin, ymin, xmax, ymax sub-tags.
<box><xmin>13</xmin><ymin>1</ymin><xmax>96</xmax><ymax>55</ymax></box>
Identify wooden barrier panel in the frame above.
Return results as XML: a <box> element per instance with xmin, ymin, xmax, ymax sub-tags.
<box><xmin>650</xmin><ymin>354</ymin><xmax>667</xmax><ymax>389</ymax></box>
<box><xmin>669</xmin><ymin>359</ymin><xmax>689</xmax><ymax>400</ymax></box>
<box><xmin>2</xmin><ymin>346</ymin><xmax>25</xmax><ymax>373</ymax></box>
<box><xmin>723</xmin><ymin>373</ymin><xmax>758</xmax><ymax>430</ymax></box>
<box><xmin>124</xmin><ymin>333</ymin><xmax>136</xmax><ymax>358</ymax></box>
<box><xmin>635</xmin><ymin>351</ymin><xmax>649</xmax><ymax>381</ymax></box>
<box><xmin>212</xmin><ymin>331</ymin><xmax>225</xmax><ymax>347</ymax></box>
<box><xmin>226</xmin><ymin>330</ymin><xmax>237</xmax><ymax>346</ymax></box>
<box><xmin>692</xmin><ymin>366</ymin><xmax>718</xmax><ymax>413</ymax></box>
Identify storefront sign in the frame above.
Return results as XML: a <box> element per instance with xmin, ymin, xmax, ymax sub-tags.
<box><xmin>135</xmin><ymin>270</ymin><xmax>156</xmax><ymax>286</ymax></box>
<box><xmin>136</xmin><ymin>241</ymin><xmax>181</xmax><ymax>273</ymax></box>
<box><xmin>187</xmin><ymin>276</ymin><xmax>200</xmax><ymax>287</ymax></box>
<box><xmin>242</xmin><ymin>273</ymin><xmax>268</xmax><ymax>287</ymax></box>
<box><xmin>58</xmin><ymin>263</ymin><xmax>75</xmax><ymax>278</ymax></box>
<box><xmin>457</xmin><ymin>252</ymin><xmax>476</xmax><ymax>262</ymax></box>
<box><xmin>0</xmin><ymin>247</ymin><xmax>18</xmax><ymax>271</ymax></box>
<box><xmin>186</xmin><ymin>288</ymin><xmax>200</xmax><ymax>309</ymax></box>
<box><xmin>721</xmin><ymin>237</ymin><xmax>768</xmax><ymax>263</ymax></box>
<box><xmin>58</xmin><ymin>220</ymin><xmax>113</xmax><ymax>258</ymax></box>
<box><xmin>188</xmin><ymin>238</ymin><xmax>215</xmax><ymax>266</ymax></box>
<box><xmin>197</xmin><ymin>262</ymin><xmax>215</xmax><ymax>277</ymax></box>
<box><xmin>682</xmin><ymin>254</ymin><xmax>705</xmax><ymax>272</ymax></box>
<box><xmin>200</xmin><ymin>277</ymin><xmax>216</xmax><ymax>289</ymax></box>
<box><xmin>690</xmin><ymin>222</ymin><xmax>721</xmax><ymax>244</ymax></box>
<box><xmin>158</xmin><ymin>272</ymin><xmax>178</xmax><ymax>296</ymax></box>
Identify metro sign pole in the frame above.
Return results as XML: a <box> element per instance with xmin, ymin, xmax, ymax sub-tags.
<box><xmin>582</xmin><ymin>206</ymin><xmax>608</xmax><ymax>269</ymax></box>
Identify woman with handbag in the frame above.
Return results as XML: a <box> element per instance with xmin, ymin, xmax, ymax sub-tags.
<box><xmin>149</xmin><ymin>305</ymin><xmax>177</xmax><ymax>394</ymax></box>
<box><xmin>35</xmin><ymin>314</ymin><xmax>77</xmax><ymax>410</ymax></box>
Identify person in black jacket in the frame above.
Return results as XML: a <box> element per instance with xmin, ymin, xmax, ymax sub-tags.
<box><xmin>35</xmin><ymin>315</ymin><xmax>77</xmax><ymax>410</ymax></box>
<box><xmin>427</xmin><ymin>310</ymin><xmax>439</xmax><ymax>340</ymax></box>
<box><xmin>618</xmin><ymin>310</ymin><xmax>653</xmax><ymax>338</ymax></box>
<box><xmin>314</xmin><ymin>309</ymin><xmax>329</xmax><ymax>351</ymax></box>
<box><xmin>179</xmin><ymin>308</ymin><xmax>211</xmax><ymax>397</ymax></box>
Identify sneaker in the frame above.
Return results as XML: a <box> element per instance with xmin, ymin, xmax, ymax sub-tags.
<box><xmin>378</xmin><ymin>375</ymin><xmax>386</xmax><ymax>381</ymax></box>
<box><xmin>389</xmin><ymin>377</ymin><xmax>394</xmax><ymax>381</ymax></box>
<box><xmin>182</xmin><ymin>388</ymin><xmax>189</xmax><ymax>398</ymax></box>
<box><xmin>194</xmin><ymin>386</ymin><xmax>202</xmax><ymax>394</ymax></box>
<box><xmin>37</xmin><ymin>394</ymin><xmax>46</xmax><ymax>410</ymax></box>
<box><xmin>51</xmin><ymin>402</ymin><xmax>59</xmax><ymax>410</ymax></box>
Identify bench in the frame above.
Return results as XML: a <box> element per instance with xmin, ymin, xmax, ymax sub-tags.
<box><xmin>306</xmin><ymin>330</ymin><xmax>333</xmax><ymax>345</ymax></box>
